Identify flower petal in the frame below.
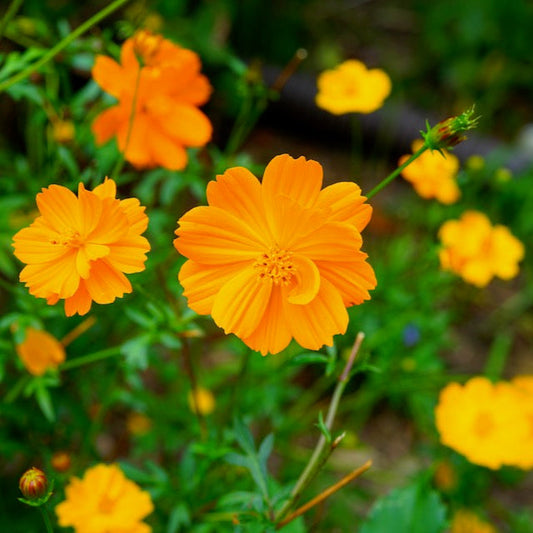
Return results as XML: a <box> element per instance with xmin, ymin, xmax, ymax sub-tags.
<box><xmin>107</xmin><ymin>234</ymin><xmax>150</xmax><ymax>274</ymax></box>
<box><xmin>13</xmin><ymin>224</ymin><xmax>70</xmax><ymax>264</ymax></box>
<box><xmin>316</xmin><ymin>254</ymin><xmax>377</xmax><ymax>306</ymax></box>
<box><xmin>175</xmin><ymin>206</ymin><xmax>264</xmax><ymax>264</ymax></box>
<box><xmin>316</xmin><ymin>182</ymin><xmax>372</xmax><ymax>232</ymax></box>
<box><xmin>179</xmin><ymin>259</ymin><xmax>247</xmax><ymax>315</ymax></box>
<box><xmin>64</xmin><ymin>282</ymin><xmax>93</xmax><ymax>317</ymax></box>
<box><xmin>206</xmin><ymin>167</ymin><xmax>271</xmax><ymax>242</ymax></box>
<box><xmin>287</xmin><ymin>254</ymin><xmax>320</xmax><ymax>305</ymax></box>
<box><xmin>242</xmin><ymin>286</ymin><xmax>292</xmax><ymax>355</ymax></box>
<box><xmin>262</xmin><ymin>154</ymin><xmax>323</xmax><ymax>211</ymax></box>
<box><xmin>146</xmin><ymin>122</ymin><xmax>189</xmax><ymax>170</ymax></box>
<box><xmin>212</xmin><ymin>266</ymin><xmax>272</xmax><ymax>339</ymax></box>
<box><xmin>92</xmin><ymin>56</ymin><xmax>125</xmax><ymax>98</ymax></box>
<box><xmin>36</xmin><ymin>185</ymin><xmax>80</xmax><ymax>232</ymax></box>
<box><xmin>84</xmin><ymin>260</ymin><xmax>132</xmax><ymax>304</ymax></box>
<box><xmin>92</xmin><ymin>106</ymin><xmax>128</xmax><ymax>145</ymax></box>
<box><xmin>284</xmin><ymin>277</ymin><xmax>348</xmax><ymax>351</ymax></box>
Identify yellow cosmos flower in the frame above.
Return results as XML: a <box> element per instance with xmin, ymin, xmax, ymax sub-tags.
<box><xmin>509</xmin><ymin>376</ymin><xmax>533</xmax><ymax>469</ymax></box>
<box><xmin>12</xmin><ymin>178</ymin><xmax>150</xmax><ymax>316</ymax></box>
<box><xmin>55</xmin><ymin>463</ymin><xmax>153</xmax><ymax>533</ymax></box>
<box><xmin>174</xmin><ymin>154</ymin><xmax>376</xmax><ymax>356</ymax></box>
<box><xmin>16</xmin><ymin>327</ymin><xmax>65</xmax><ymax>376</ymax></box>
<box><xmin>438</xmin><ymin>211</ymin><xmax>524</xmax><ymax>287</ymax></box>
<box><xmin>400</xmin><ymin>139</ymin><xmax>460</xmax><ymax>204</ymax></box>
<box><xmin>435</xmin><ymin>377</ymin><xmax>528</xmax><ymax>469</ymax></box>
<box><xmin>449</xmin><ymin>510</ymin><xmax>497</xmax><ymax>533</ymax></box>
<box><xmin>188</xmin><ymin>387</ymin><xmax>215</xmax><ymax>415</ymax></box>
<box><xmin>316</xmin><ymin>59</ymin><xmax>391</xmax><ymax>115</ymax></box>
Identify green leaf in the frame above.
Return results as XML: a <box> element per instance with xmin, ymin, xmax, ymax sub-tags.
<box><xmin>315</xmin><ymin>411</ymin><xmax>331</xmax><ymax>443</ymax></box>
<box><xmin>359</xmin><ymin>482</ymin><xmax>446</xmax><ymax>533</ymax></box>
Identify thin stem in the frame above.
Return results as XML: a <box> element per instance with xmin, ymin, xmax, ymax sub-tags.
<box><xmin>110</xmin><ymin>61</ymin><xmax>142</xmax><ymax>179</ymax></box>
<box><xmin>0</xmin><ymin>0</ymin><xmax>131</xmax><ymax>94</ymax></box>
<box><xmin>60</xmin><ymin>316</ymin><xmax>97</xmax><ymax>347</ymax></box>
<box><xmin>4</xmin><ymin>375</ymin><xmax>30</xmax><ymax>403</ymax></box>
<box><xmin>275</xmin><ymin>332</ymin><xmax>365</xmax><ymax>522</ymax></box>
<box><xmin>0</xmin><ymin>0</ymin><xmax>24</xmax><ymax>40</ymax></box>
<box><xmin>182</xmin><ymin>339</ymin><xmax>208</xmax><ymax>440</ymax></box>
<box><xmin>276</xmin><ymin>460</ymin><xmax>372</xmax><ymax>530</ymax></box>
<box><xmin>59</xmin><ymin>347</ymin><xmax>122</xmax><ymax>371</ymax></box>
<box><xmin>366</xmin><ymin>143</ymin><xmax>428</xmax><ymax>199</ymax></box>
<box><xmin>39</xmin><ymin>506</ymin><xmax>54</xmax><ymax>533</ymax></box>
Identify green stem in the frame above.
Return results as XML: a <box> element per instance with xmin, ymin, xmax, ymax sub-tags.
<box><xmin>39</xmin><ymin>506</ymin><xmax>54</xmax><ymax>533</ymax></box>
<box><xmin>59</xmin><ymin>347</ymin><xmax>122</xmax><ymax>371</ymax></box>
<box><xmin>110</xmin><ymin>60</ymin><xmax>142</xmax><ymax>179</ymax></box>
<box><xmin>4</xmin><ymin>375</ymin><xmax>30</xmax><ymax>403</ymax></box>
<box><xmin>275</xmin><ymin>333</ymin><xmax>365</xmax><ymax>522</ymax></box>
<box><xmin>366</xmin><ymin>143</ymin><xmax>428</xmax><ymax>199</ymax></box>
<box><xmin>0</xmin><ymin>0</ymin><xmax>131</xmax><ymax>94</ymax></box>
<box><xmin>0</xmin><ymin>0</ymin><xmax>24</xmax><ymax>40</ymax></box>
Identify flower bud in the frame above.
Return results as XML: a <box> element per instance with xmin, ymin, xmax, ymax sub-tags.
<box><xmin>51</xmin><ymin>451</ymin><xmax>72</xmax><ymax>473</ymax></box>
<box><xmin>19</xmin><ymin>467</ymin><xmax>48</xmax><ymax>500</ymax></box>
<box><xmin>422</xmin><ymin>106</ymin><xmax>480</xmax><ymax>153</ymax></box>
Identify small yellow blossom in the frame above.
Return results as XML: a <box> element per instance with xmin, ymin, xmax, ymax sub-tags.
<box><xmin>188</xmin><ymin>387</ymin><xmax>215</xmax><ymax>416</ymax></box>
<box><xmin>400</xmin><ymin>139</ymin><xmax>460</xmax><ymax>204</ymax></box>
<box><xmin>16</xmin><ymin>327</ymin><xmax>65</xmax><ymax>376</ymax></box>
<box><xmin>449</xmin><ymin>509</ymin><xmax>497</xmax><ymax>533</ymax></box>
<box><xmin>127</xmin><ymin>412</ymin><xmax>153</xmax><ymax>436</ymax></box>
<box><xmin>316</xmin><ymin>59</ymin><xmax>391</xmax><ymax>115</ymax></box>
<box><xmin>466</xmin><ymin>155</ymin><xmax>485</xmax><ymax>171</ymax></box>
<box><xmin>55</xmin><ymin>463</ymin><xmax>153</xmax><ymax>533</ymax></box>
<box><xmin>435</xmin><ymin>377</ymin><xmax>528</xmax><ymax>469</ymax></box>
<box><xmin>438</xmin><ymin>211</ymin><xmax>524</xmax><ymax>287</ymax></box>
<box><xmin>52</xmin><ymin>119</ymin><xmax>75</xmax><ymax>144</ymax></box>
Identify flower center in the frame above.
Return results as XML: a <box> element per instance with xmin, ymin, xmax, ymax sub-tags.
<box><xmin>254</xmin><ymin>247</ymin><xmax>294</xmax><ymax>285</ymax></box>
<box><xmin>133</xmin><ymin>30</ymin><xmax>163</xmax><ymax>66</ymax></box>
<box><xmin>98</xmin><ymin>494</ymin><xmax>116</xmax><ymax>514</ymax></box>
<box><xmin>50</xmin><ymin>228</ymin><xmax>84</xmax><ymax>248</ymax></box>
<box><xmin>472</xmin><ymin>411</ymin><xmax>494</xmax><ymax>437</ymax></box>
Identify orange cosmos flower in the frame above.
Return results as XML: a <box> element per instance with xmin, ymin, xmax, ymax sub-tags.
<box><xmin>174</xmin><ymin>154</ymin><xmax>376</xmax><ymax>356</ymax></box>
<box><xmin>55</xmin><ymin>463</ymin><xmax>153</xmax><ymax>533</ymax></box>
<box><xmin>16</xmin><ymin>327</ymin><xmax>65</xmax><ymax>376</ymax></box>
<box><xmin>400</xmin><ymin>139</ymin><xmax>460</xmax><ymax>204</ymax></box>
<box><xmin>92</xmin><ymin>29</ymin><xmax>212</xmax><ymax>170</ymax></box>
<box><xmin>438</xmin><ymin>211</ymin><xmax>524</xmax><ymax>287</ymax></box>
<box><xmin>316</xmin><ymin>59</ymin><xmax>391</xmax><ymax>115</ymax></box>
<box><xmin>12</xmin><ymin>178</ymin><xmax>150</xmax><ymax>316</ymax></box>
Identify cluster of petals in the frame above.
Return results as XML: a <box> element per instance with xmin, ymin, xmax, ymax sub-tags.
<box><xmin>399</xmin><ymin>139</ymin><xmax>460</xmax><ymax>204</ymax></box>
<box><xmin>15</xmin><ymin>327</ymin><xmax>65</xmax><ymax>376</ymax></box>
<box><xmin>12</xmin><ymin>178</ymin><xmax>150</xmax><ymax>316</ymax></box>
<box><xmin>174</xmin><ymin>153</ymin><xmax>376</xmax><ymax>356</ymax></box>
<box><xmin>316</xmin><ymin>59</ymin><xmax>391</xmax><ymax>115</ymax></box>
<box><xmin>435</xmin><ymin>376</ymin><xmax>533</xmax><ymax>469</ymax></box>
<box><xmin>55</xmin><ymin>463</ymin><xmax>153</xmax><ymax>533</ymax></box>
<box><xmin>92</xmin><ymin>30</ymin><xmax>212</xmax><ymax>170</ymax></box>
<box><xmin>438</xmin><ymin>210</ymin><xmax>524</xmax><ymax>287</ymax></box>
<box><xmin>449</xmin><ymin>510</ymin><xmax>497</xmax><ymax>533</ymax></box>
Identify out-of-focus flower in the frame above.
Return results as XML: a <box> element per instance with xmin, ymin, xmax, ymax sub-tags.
<box><xmin>92</xmin><ymin>29</ymin><xmax>212</xmax><ymax>171</ymax></box>
<box><xmin>438</xmin><ymin>211</ymin><xmax>524</xmax><ymax>287</ymax></box>
<box><xmin>13</xmin><ymin>178</ymin><xmax>150</xmax><ymax>316</ymax></box>
<box><xmin>449</xmin><ymin>509</ymin><xmax>497</xmax><ymax>533</ymax></box>
<box><xmin>16</xmin><ymin>327</ymin><xmax>65</xmax><ymax>376</ymax></box>
<box><xmin>433</xmin><ymin>460</ymin><xmax>457</xmax><ymax>492</ymax></box>
<box><xmin>509</xmin><ymin>375</ymin><xmax>533</xmax><ymax>469</ymax></box>
<box><xmin>55</xmin><ymin>464</ymin><xmax>153</xmax><ymax>533</ymax></box>
<box><xmin>316</xmin><ymin>60</ymin><xmax>391</xmax><ymax>115</ymax></box>
<box><xmin>494</xmin><ymin>167</ymin><xmax>512</xmax><ymax>183</ymax></box>
<box><xmin>19</xmin><ymin>467</ymin><xmax>49</xmax><ymax>501</ymax></box>
<box><xmin>127</xmin><ymin>412</ymin><xmax>152</xmax><ymax>436</ymax></box>
<box><xmin>188</xmin><ymin>387</ymin><xmax>215</xmax><ymax>415</ymax></box>
<box><xmin>435</xmin><ymin>377</ymin><xmax>528</xmax><ymax>469</ymax></box>
<box><xmin>174</xmin><ymin>154</ymin><xmax>376</xmax><ymax>355</ymax></box>
<box><xmin>51</xmin><ymin>119</ymin><xmax>75</xmax><ymax>144</ymax></box>
<box><xmin>51</xmin><ymin>451</ymin><xmax>72</xmax><ymax>473</ymax></box>
<box><xmin>466</xmin><ymin>155</ymin><xmax>485</xmax><ymax>171</ymax></box>
<box><xmin>400</xmin><ymin>139</ymin><xmax>460</xmax><ymax>204</ymax></box>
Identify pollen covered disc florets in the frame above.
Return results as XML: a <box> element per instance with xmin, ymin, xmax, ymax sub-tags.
<box><xmin>254</xmin><ymin>247</ymin><xmax>294</xmax><ymax>285</ymax></box>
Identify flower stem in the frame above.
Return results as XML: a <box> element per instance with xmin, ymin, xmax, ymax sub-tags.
<box><xmin>275</xmin><ymin>332</ymin><xmax>365</xmax><ymax>523</ymax></box>
<box><xmin>366</xmin><ymin>142</ymin><xmax>428</xmax><ymax>199</ymax></box>
<box><xmin>0</xmin><ymin>0</ymin><xmax>132</xmax><ymax>94</ymax></box>
<box><xmin>39</xmin><ymin>506</ymin><xmax>54</xmax><ymax>533</ymax></box>
<box><xmin>276</xmin><ymin>460</ymin><xmax>372</xmax><ymax>530</ymax></box>
<box><xmin>110</xmin><ymin>60</ymin><xmax>142</xmax><ymax>179</ymax></box>
<box><xmin>0</xmin><ymin>0</ymin><xmax>24</xmax><ymax>40</ymax></box>
<box><xmin>59</xmin><ymin>347</ymin><xmax>123</xmax><ymax>371</ymax></box>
